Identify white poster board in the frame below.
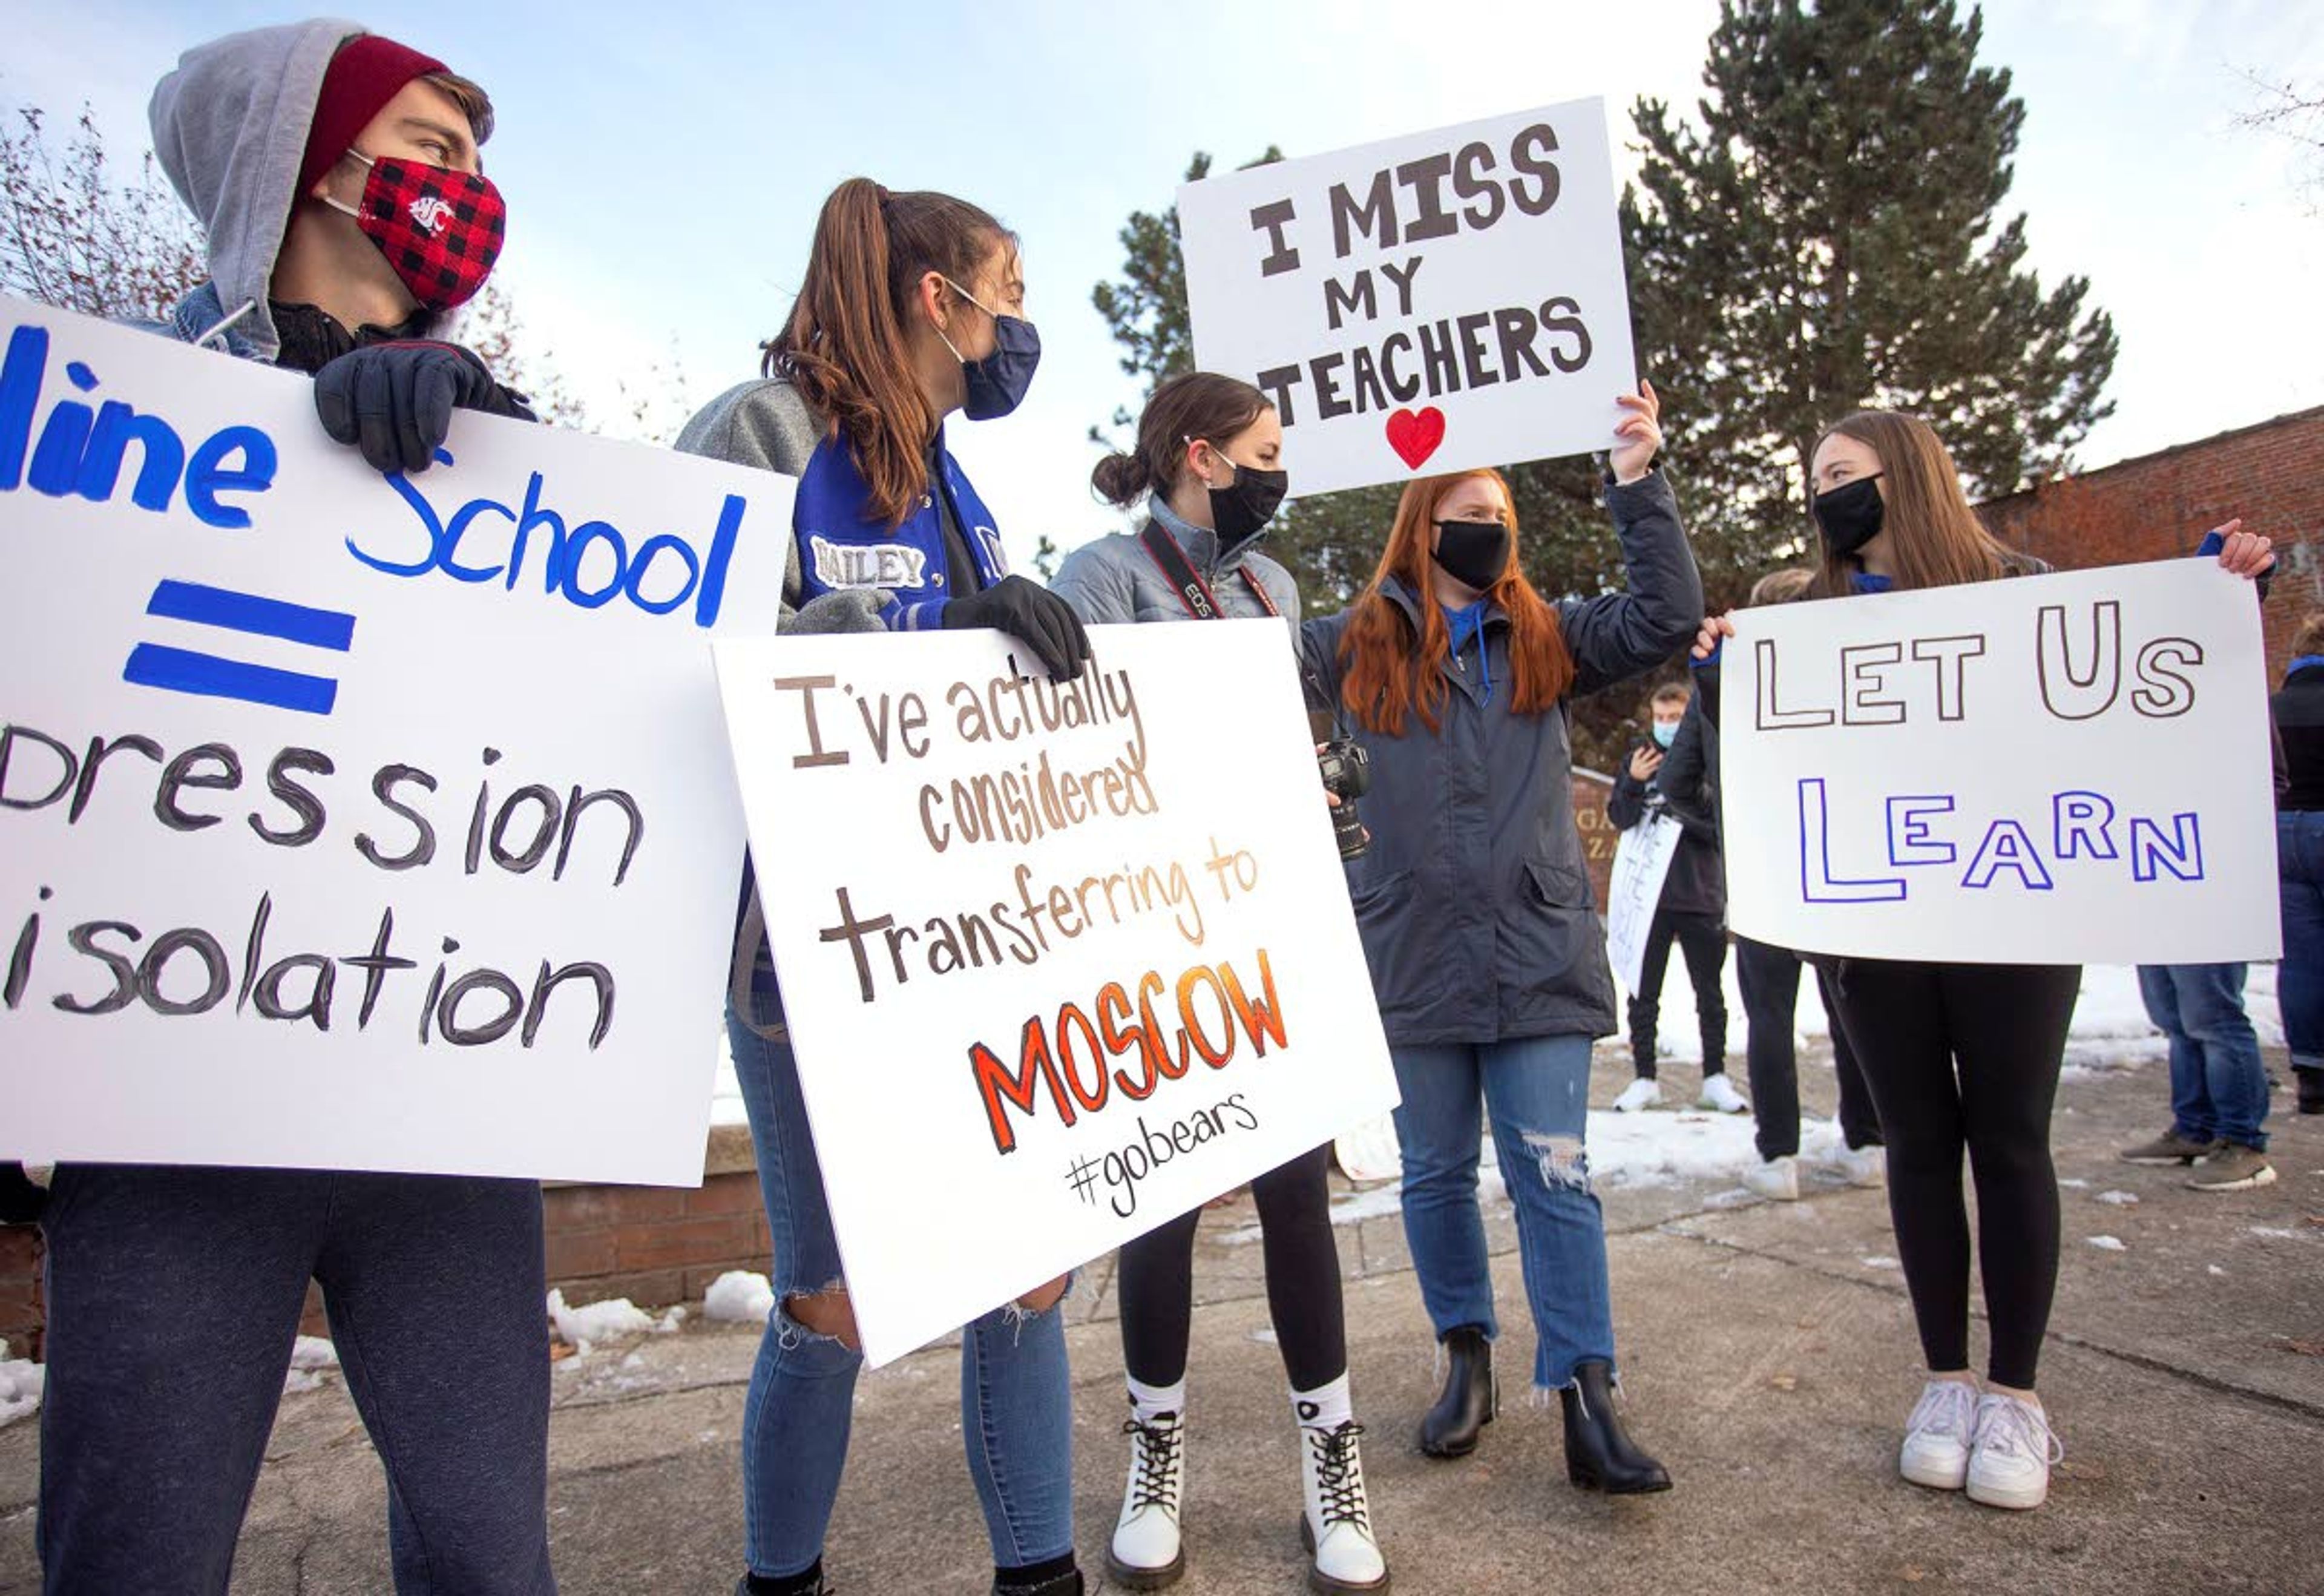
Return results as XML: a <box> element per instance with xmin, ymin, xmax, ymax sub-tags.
<box><xmin>1721</xmin><ymin>562</ymin><xmax>2279</xmax><ymax>964</ymax></box>
<box><xmin>0</xmin><ymin>297</ymin><xmax>787</xmax><ymax>1184</ymax></box>
<box><xmin>1606</xmin><ymin>813</ymin><xmax>1683</xmax><ymax>996</ymax></box>
<box><xmin>714</xmin><ymin>620</ymin><xmax>1399</xmax><ymax>1365</ymax></box>
<box><xmin>1178</xmin><ymin>98</ymin><xmax>1636</xmax><ymax>497</ymax></box>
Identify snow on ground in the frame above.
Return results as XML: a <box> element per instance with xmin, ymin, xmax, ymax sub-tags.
<box><xmin>703</xmin><ymin>1270</ymin><xmax>776</xmax><ymax>1324</ymax></box>
<box><xmin>283</xmin><ymin>1334</ymin><xmax>341</xmax><ymax>1394</ymax></box>
<box><xmin>0</xmin><ymin>1339</ymin><xmax>40</xmax><ymax>1429</ymax></box>
<box><xmin>548</xmin><ymin>1289</ymin><xmax>684</xmax><ymax>1353</ymax></box>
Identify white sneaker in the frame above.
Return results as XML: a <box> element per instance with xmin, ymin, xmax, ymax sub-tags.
<box><xmin>1612</xmin><ymin>1077</ymin><xmax>1663</xmax><ymax>1113</ymax></box>
<box><xmin>1899</xmin><ymin>1378</ymin><xmax>1978</xmax><ymax>1491</ymax></box>
<box><xmin>1966</xmin><ymin>1393</ymin><xmax>2061</xmax><ymax>1511</ymax></box>
<box><xmin>1107</xmin><ymin>1408</ymin><xmax>1187</xmax><ymax>1588</ymax></box>
<box><xmin>1742</xmin><ymin>1155</ymin><xmax>1800</xmax><ymax>1201</ymax></box>
<box><xmin>1298</xmin><ymin>1420</ymin><xmax>1387</xmax><ymax>1592</ymax></box>
<box><xmin>1834</xmin><ymin>1143</ymin><xmax>1887</xmax><ymax>1189</ymax></box>
<box><xmin>1696</xmin><ymin>1074</ymin><xmax>1750</xmax><ymax>1114</ymax></box>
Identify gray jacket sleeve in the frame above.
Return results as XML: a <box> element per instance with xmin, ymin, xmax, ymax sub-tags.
<box><xmin>677</xmin><ymin>377</ymin><xmax>881</xmax><ymax>632</ymax></box>
<box><xmin>1050</xmin><ymin>540</ymin><xmax>1139</xmax><ymax>625</ymax></box>
<box><xmin>1556</xmin><ymin>468</ymin><xmax>1705</xmax><ymax>698</ymax></box>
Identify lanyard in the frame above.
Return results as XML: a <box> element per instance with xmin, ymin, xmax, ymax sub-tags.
<box><xmin>1138</xmin><ymin>522</ymin><xmax>1280</xmax><ymax>620</ymax></box>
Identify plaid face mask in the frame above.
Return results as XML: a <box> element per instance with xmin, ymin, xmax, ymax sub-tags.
<box><xmin>326</xmin><ymin>148</ymin><xmax>506</xmax><ymax>311</ymax></box>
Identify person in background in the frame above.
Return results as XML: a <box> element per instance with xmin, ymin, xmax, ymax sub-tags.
<box><xmin>2271</xmin><ymin>611</ymin><xmax>2324</xmax><ymax>1117</ymax></box>
<box><xmin>1692</xmin><ymin>410</ymin><xmax>2274</xmax><ymax>1514</ymax></box>
<box><xmin>1053</xmin><ymin>372</ymin><xmax>1387</xmax><ymax>1595</ymax></box>
<box><xmin>678</xmin><ymin>178</ymin><xmax>1088</xmax><ymax>1596</ymax></box>
<box><xmin>1607</xmin><ymin>680</ymin><xmax>1744</xmax><ymax>1114</ymax></box>
<box><xmin>1719</xmin><ymin>568</ymin><xmax>1885</xmax><ymax>1201</ymax></box>
<box><xmin>1301</xmin><ymin>382</ymin><xmax>1696</xmax><ymax>1498</ymax></box>
<box><xmin>38</xmin><ymin>23</ymin><xmax>553</xmax><ymax>1595</ymax></box>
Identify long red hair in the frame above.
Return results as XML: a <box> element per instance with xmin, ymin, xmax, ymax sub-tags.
<box><xmin>1337</xmin><ymin>468</ymin><xmax>1576</xmax><ymax>735</ymax></box>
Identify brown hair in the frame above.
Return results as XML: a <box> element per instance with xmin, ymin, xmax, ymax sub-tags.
<box><xmin>764</xmin><ymin>179</ymin><xmax>1016</xmax><ymax>528</ymax></box>
<box><xmin>421</xmin><ymin>70</ymin><xmax>493</xmax><ymax>146</ymax></box>
<box><xmin>1748</xmin><ymin>566</ymin><xmax>1814</xmax><ymax>606</ymax></box>
<box><xmin>2294</xmin><ymin>613</ymin><xmax>2324</xmax><ymax>658</ymax></box>
<box><xmin>1092</xmin><ymin>372</ymin><xmax>1273</xmax><ymax>507</ymax></box>
<box><xmin>1650</xmin><ymin>682</ymin><xmax>1692</xmax><ymax>708</ymax></box>
<box><xmin>1336</xmin><ymin>468</ymin><xmax>1576</xmax><ymax>736</ymax></box>
<box><xmin>1807</xmin><ymin>410</ymin><xmax>2025</xmax><ymax>597</ymax></box>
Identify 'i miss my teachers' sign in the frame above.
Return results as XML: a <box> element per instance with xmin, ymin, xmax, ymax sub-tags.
<box><xmin>1177</xmin><ymin>98</ymin><xmax>1638</xmax><ymax>497</ymax></box>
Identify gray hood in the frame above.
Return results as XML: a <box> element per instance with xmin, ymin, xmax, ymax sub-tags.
<box><xmin>149</xmin><ymin>19</ymin><xmax>364</xmax><ymax>361</ymax></box>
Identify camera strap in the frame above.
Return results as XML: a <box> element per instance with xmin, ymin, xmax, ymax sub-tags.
<box><xmin>1139</xmin><ymin>522</ymin><xmax>1279</xmax><ymax>621</ymax></box>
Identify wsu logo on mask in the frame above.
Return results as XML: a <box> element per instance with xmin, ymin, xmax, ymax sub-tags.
<box><xmin>405</xmin><ymin>195</ymin><xmax>456</xmax><ymax>235</ymax></box>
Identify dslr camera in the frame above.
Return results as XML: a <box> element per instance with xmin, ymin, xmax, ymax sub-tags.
<box><xmin>1315</xmin><ymin>737</ymin><xmax>1372</xmax><ymax>861</ymax></box>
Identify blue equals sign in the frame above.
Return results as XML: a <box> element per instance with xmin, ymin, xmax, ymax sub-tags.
<box><xmin>123</xmin><ymin>580</ymin><xmax>356</xmax><ymax>716</ymax></box>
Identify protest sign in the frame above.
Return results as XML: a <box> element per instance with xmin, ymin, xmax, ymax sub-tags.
<box><xmin>714</xmin><ymin>620</ymin><xmax>1399</xmax><ymax>1365</ymax></box>
<box><xmin>0</xmin><ymin>297</ymin><xmax>787</xmax><ymax>1184</ymax></box>
<box><xmin>1721</xmin><ymin>562</ymin><xmax>2279</xmax><ymax>964</ymax></box>
<box><xmin>1606</xmin><ymin>813</ymin><xmax>1683</xmax><ymax>996</ymax></box>
<box><xmin>1177</xmin><ymin>99</ymin><xmax>1635</xmax><ymax>497</ymax></box>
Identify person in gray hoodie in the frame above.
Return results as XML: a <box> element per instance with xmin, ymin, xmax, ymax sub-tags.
<box><xmin>34</xmin><ymin>23</ymin><xmax>553</xmax><ymax>1595</ymax></box>
<box><xmin>1299</xmin><ymin>384</ymin><xmax>1696</xmax><ymax>1499</ymax></box>
<box><xmin>1054</xmin><ymin>373</ymin><xmax>1387</xmax><ymax>1595</ymax></box>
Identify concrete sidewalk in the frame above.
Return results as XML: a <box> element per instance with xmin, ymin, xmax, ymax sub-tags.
<box><xmin>3</xmin><ymin>1043</ymin><xmax>2319</xmax><ymax>1594</ymax></box>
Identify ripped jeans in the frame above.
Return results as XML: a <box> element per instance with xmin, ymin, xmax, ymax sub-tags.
<box><xmin>1390</xmin><ymin>1033</ymin><xmax>1616</xmax><ymax>1389</ymax></box>
<box><xmin>729</xmin><ymin>993</ymin><xmax>1075</xmax><ymax>1580</ymax></box>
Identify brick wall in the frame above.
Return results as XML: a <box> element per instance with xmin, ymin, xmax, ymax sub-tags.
<box><xmin>1978</xmin><ymin>405</ymin><xmax>2324</xmax><ymax>681</ymax></box>
<box><xmin>0</xmin><ymin>1125</ymin><xmax>774</xmax><ymax>1361</ymax></box>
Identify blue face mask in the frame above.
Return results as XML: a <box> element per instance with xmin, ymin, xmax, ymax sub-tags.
<box><xmin>1650</xmin><ymin>721</ymin><xmax>1679</xmax><ymax>749</ymax></box>
<box><xmin>938</xmin><ymin>276</ymin><xmax>1041</xmax><ymax>421</ymax></box>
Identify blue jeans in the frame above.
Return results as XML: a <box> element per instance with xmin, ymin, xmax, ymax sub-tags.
<box><xmin>2279</xmin><ymin>811</ymin><xmax>2324</xmax><ymax>1069</ymax></box>
<box><xmin>729</xmin><ymin>995</ymin><xmax>1073</xmax><ymax>1578</ymax></box>
<box><xmin>1390</xmin><ymin>1033</ymin><xmax>1616</xmax><ymax>1389</ymax></box>
<box><xmin>39</xmin><ymin>1166</ymin><xmax>553</xmax><ymax>1595</ymax></box>
<box><xmin>2138</xmin><ymin>964</ymin><xmax>2270</xmax><ymax>1151</ymax></box>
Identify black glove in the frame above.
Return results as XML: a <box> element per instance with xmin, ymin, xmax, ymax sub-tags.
<box><xmin>942</xmin><ymin>574</ymin><xmax>1091</xmax><ymax>680</ymax></box>
<box><xmin>313</xmin><ymin>340</ymin><xmax>536</xmax><ymax>475</ymax></box>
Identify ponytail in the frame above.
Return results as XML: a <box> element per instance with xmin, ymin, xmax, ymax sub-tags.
<box><xmin>764</xmin><ymin>178</ymin><xmax>1014</xmax><ymax>528</ymax></box>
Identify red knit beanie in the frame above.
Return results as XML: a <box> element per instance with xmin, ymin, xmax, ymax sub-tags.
<box><xmin>297</xmin><ymin>33</ymin><xmax>448</xmax><ymax>199</ymax></box>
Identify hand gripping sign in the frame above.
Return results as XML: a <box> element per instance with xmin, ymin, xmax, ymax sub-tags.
<box><xmin>1719</xmin><ymin>562</ymin><xmax>2279</xmax><ymax>965</ymax></box>
<box><xmin>0</xmin><ymin>297</ymin><xmax>786</xmax><ymax>1184</ymax></box>
<box><xmin>1177</xmin><ymin>98</ymin><xmax>1638</xmax><ymax>497</ymax></box>
<box><xmin>713</xmin><ymin>620</ymin><xmax>1399</xmax><ymax>1365</ymax></box>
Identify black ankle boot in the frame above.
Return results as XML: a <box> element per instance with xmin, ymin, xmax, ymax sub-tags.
<box><xmin>1560</xmin><ymin>1360</ymin><xmax>1672</xmax><ymax>1494</ymax></box>
<box><xmin>2298</xmin><ymin>1066</ymin><xmax>2324</xmax><ymax>1115</ymax></box>
<box><xmin>993</xmin><ymin>1565</ymin><xmax>1083</xmax><ymax>1596</ymax></box>
<box><xmin>1420</xmin><ymin>1324</ymin><xmax>1495</xmax><ymax>1457</ymax></box>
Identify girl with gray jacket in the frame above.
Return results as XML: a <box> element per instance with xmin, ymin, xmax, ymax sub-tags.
<box><xmin>1053</xmin><ymin>374</ymin><xmax>1387</xmax><ymax>1595</ymax></box>
<box><xmin>1298</xmin><ymin>384</ymin><xmax>1697</xmax><ymax>1499</ymax></box>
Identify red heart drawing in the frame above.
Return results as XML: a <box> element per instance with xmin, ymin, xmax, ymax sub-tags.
<box><xmin>1385</xmin><ymin>406</ymin><xmax>1446</xmax><ymax>471</ymax></box>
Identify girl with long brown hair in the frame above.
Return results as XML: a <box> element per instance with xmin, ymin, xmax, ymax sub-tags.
<box><xmin>1694</xmin><ymin>408</ymin><xmax>2274</xmax><ymax>1513</ymax></box>
<box><xmin>1298</xmin><ymin>384</ymin><xmax>1699</xmax><ymax>1497</ymax></box>
<box><xmin>677</xmin><ymin>179</ymin><xmax>1088</xmax><ymax>1596</ymax></box>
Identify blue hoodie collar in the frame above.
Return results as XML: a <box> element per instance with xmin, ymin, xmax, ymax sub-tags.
<box><xmin>2290</xmin><ymin>654</ymin><xmax>2324</xmax><ymax>683</ymax></box>
<box><xmin>1851</xmin><ymin>571</ymin><xmax>1895</xmax><ymax>595</ymax></box>
<box><xmin>1440</xmin><ymin>596</ymin><xmax>1495</xmax><ymax>704</ymax></box>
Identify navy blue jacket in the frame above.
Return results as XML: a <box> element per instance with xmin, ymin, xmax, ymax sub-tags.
<box><xmin>1299</xmin><ymin>468</ymin><xmax>1703</xmax><ymax>1045</ymax></box>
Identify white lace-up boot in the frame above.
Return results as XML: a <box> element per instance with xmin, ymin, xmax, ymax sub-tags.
<box><xmin>1298</xmin><ymin>1419</ymin><xmax>1388</xmax><ymax>1592</ymax></box>
<box><xmin>1106</xmin><ymin>1405</ymin><xmax>1186</xmax><ymax>1588</ymax></box>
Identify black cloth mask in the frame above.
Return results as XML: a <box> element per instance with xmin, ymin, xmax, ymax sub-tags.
<box><xmin>1432</xmin><ymin>519</ymin><xmax>1511</xmax><ymax>591</ymax></box>
<box><xmin>1201</xmin><ymin>448</ymin><xmax>1288</xmax><ymax>560</ymax></box>
<box><xmin>1811</xmin><ymin>474</ymin><xmax>1885</xmax><ymax>558</ymax></box>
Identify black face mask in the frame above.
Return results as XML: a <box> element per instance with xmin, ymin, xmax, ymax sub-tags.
<box><xmin>1198</xmin><ymin>444</ymin><xmax>1288</xmax><ymax>559</ymax></box>
<box><xmin>1811</xmin><ymin>475</ymin><xmax>1885</xmax><ymax>558</ymax></box>
<box><xmin>937</xmin><ymin>275</ymin><xmax>1041</xmax><ymax>421</ymax></box>
<box><xmin>1433</xmin><ymin>519</ymin><xmax>1511</xmax><ymax>591</ymax></box>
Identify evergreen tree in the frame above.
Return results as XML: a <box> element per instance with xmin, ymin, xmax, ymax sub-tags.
<box><xmin>1626</xmin><ymin>0</ymin><xmax>2117</xmax><ymax>591</ymax></box>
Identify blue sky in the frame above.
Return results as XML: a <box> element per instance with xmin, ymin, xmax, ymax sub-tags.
<box><xmin>5</xmin><ymin>0</ymin><xmax>2320</xmax><ymax>574</ymax></box>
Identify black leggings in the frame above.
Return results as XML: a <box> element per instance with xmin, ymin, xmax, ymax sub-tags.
<box><xmin>1827</xmin><ymin>960</ymin><xmax>2080</xmax><ymax>1390</ymax></box>
<box><xmin>1629</xmin><ymin>908</ymin><xmax>1728</xmax><ymax>1077</ymax></box>
<box><xmin>1117</xmin><ymin>1143</ymin><xmax>1345</xmax><ymax>1393</ymax></box>
<box><xmin>1735</xmin><ymin>937</ymin><xmax>1882</xmax><ymax>1160</ymax></box>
